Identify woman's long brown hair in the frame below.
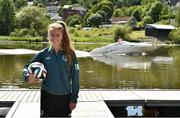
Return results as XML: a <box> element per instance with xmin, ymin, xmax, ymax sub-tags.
<box><xmin>48</xmin><ymin>21</ymin><xmax>74</xmax><ymax>65</ymax></box>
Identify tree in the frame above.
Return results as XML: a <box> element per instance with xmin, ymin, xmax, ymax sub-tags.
<box><xmin>71</xmin><ymin>0</ymin><xmax>78</xmax><ymax>4</ymax></box>
<box><xmin>77</xmin><ymin>0</ymin><xmax>91</xmax><ymax>8</ymax></box>
<box><xmin>91</xmin><ymin>0</ymin><xmax>101</xmax><ymax>6</ymax></box>
<box><xmin>141</xmin><ymin>0</ymin><xmax>160</xmax><ymax>5</ymax></box>
<box><xmin>14</xmin><ymin>0</ymin><xmax>27</xmax><ymax>10</ymax></box>
<box><xmin>169</xmin><ymin>28</ymin><xmax>180</xmax><ymax>43</ymax></box>
<box><xmin>132</xmin><ymin>7</ymin><xmax>142</xmax><ymax>21</ymax></box>
<box><xmin>69</xmin><ymin>19</ymin><xmax>81</xmax><ymax>27</ymax></box>
<box><xmin>97</xmin><ymin>10</ymin><xmax>108</xmax><ymax>23</ymax></box>
<box><xmin>91</xmin><ymin>0</ymin><xmax>113</xmax><ymax>18</ymax></box>
<box><xmin>143</xmin><ymin>16</ymin><xmax>153</xmax><ymax>24</ymax></box>
<box><xmin>176</xmin><ymin>8</ymin><xmax>180</xmax><ymax>26</ymax></box>
<box><xmin>16</xmin><ymin>6</ymin><xmax>51</xmax><ymax>37</ymax></box>
<box><xmin>0</xmin><ymin>0</ymin><xmax>15</xmax><ymax>35</ymax></box>
<box><xmin>57</xmin><ymin>6</ymin><xmax>63</xmax><ymax>16</ymax></box>
<box><xmin>87</xmin><ymin>13</ymin><xmax>103</xmax><ymax>27</ymax></box>
<box><xmin>148</xmin><ymin>2</ymin><xmax>163</xmax><ymax>22</ymax></box>
<box><xmin>113</xmin><ymin>9</ymin><xmax>125</xmax><ymax>17</ymax></box>
<box><xmin>160</xmin><ymin>5</ymin><xmax>172</xmax><ymax>20</ymax></box>
<box><xmin>66</xmin><ymin>15</ymin><xmax>83</xmax><ymax>27</ymax></box>
<box><xmin>114</xmin><ymin>0</ymin><xmax>140</xmax><ymax>8</ymax></box>
<box><xmin>32</xmin><ymin>0</ymin><xmax>48</xmax><ymax>6</ymax></box>
<box><xmin>141</xmin><ymin>3</ymin><xmax>152</xmax><ymax>17</ymax></box>
<box><xmin>84</xmin><ymin>11</ymin><xmax>92</xmax><ymax>26</ymax></box>
<box><xmin>112</xmin><ymin>7</ymin><xmax>132</xmax><ymax>17</ymax></box>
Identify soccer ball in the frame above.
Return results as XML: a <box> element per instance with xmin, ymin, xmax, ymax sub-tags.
<box><xmin>28</xmin><ymin>62</ymin><xmax>47</xmax><ymax>79</ymax></box>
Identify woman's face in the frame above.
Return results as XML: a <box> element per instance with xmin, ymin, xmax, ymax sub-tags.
<box><xmin>48</xmin><ymin>28</ymin><xmax>63</xmax><ymax>47</ymax></box>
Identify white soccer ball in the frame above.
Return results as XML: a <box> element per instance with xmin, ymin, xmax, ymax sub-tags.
<box><xmin>28</xmin><ymin>62</ymin><xmax>47</xmax><ymax>79</ymax></box>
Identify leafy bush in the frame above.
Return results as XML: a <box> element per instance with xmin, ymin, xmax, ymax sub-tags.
<box><xmin>15</xmin><ymin>6</ymin><xmax>51</xmax><ymax>37</ymax></box>
<box><xmin>143</xmin><ymin>16</ymin><xmax>153</xmax><ymax>24</ymax></box>
<box><xmin>10</xmin><ymin>28</ymin><xmax>38</xmax><ymax>37</ymax></box>
<box><xmin>84</xmin><ymin>33</ymin><xmax>90</xmax><ymax>37</ymax></box>
<box><xmin>132</xmin><ymin>7</ymin><xmax>142</xmax><ymax>21</ymax></box>
<box><xmin>69</xmin><ymin>19</ymin><xmax>82</xmax><ymax>27</ymax></box>
<box><xmin>169</xmin><ymin>28</ymin><xmax>180</xmax><ymax>43</ymax></box>
<box><xmin>114</xmin><ymin>26</ymin><xmax>132</xmax><ymax>42</ymax></box>
<box><xmin>68</xmin><ymin>27</ymin><xmax>76</xmax><ymax>34</ymax></box>
<box><xmin>66</xmin><ymin>15</ymin><xmax>83</xmax><ymax>27</ymax></box>
<box><xmin>86</xmin><ymin>13</ymin><xmax>103</xmax><ymax>27</ymax></box>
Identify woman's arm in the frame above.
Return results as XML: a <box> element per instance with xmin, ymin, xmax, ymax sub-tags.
<box><xmin>69</xmin><ymin>53</ymin><xmax>80</xmax><ymax>104</ymax></box>
<box><xmin>22</xmin><ymin>51</ymin><xmax>43</xmax><ymax>84</ymax></box>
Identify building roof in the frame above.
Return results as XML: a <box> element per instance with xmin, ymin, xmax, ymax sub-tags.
<box><xmin>146</xmin><ymin>24</ymin><xmax>175</xmax><ymax>30</ymax></box>
<box><xmin>63</xmin><ymin>4</ymin><xmax>86</xmax><ymax>11</ymax></box>
<box><xmin>50</xmin><ymin>16</ymin><xmax>62</xmax><ymax>21</ymax></box>
<box><xmin>169</xmin><ymin>0</ymin><xmax>180</xmax><ymax>6</ymax></box>
<box><xmin>63</xmin><ymin>5</ymin><xmax>72</xmax><ymax>9</ymax></box>
<box><xmin>27</xmin><ymin>2</ymin><xmax>33</xmax><ymax>6</ymax></box>
<box><xmin>110</xmin><ymin>16</ymin><xmax>132</xmax><ymax>22</ymax></box>
<box><xmin>176</xmin><ymin>2</ymin><xmax>180</xmax><ymax>7</ymax></box>
<box><xmin>47</xmin><ymin>6</ymin><xmax>59</xmax><ymax>12</ymax></box>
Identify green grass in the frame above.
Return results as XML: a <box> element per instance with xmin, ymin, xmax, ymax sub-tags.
<box><xmin>0</xmin><ymin>27</ymin><xmax>147</xmax><ymax>43</ymax></box>
<box><xmin>69</xmin><ymin>27</ymin><xmax>115</xmax><ymax>43</ymax></box>
<box><xmin>130</xmin><ymin>30</ymin><xmax>147</xmax><ymax>40</ymax></box>
<box><xmin>69</xmin><ymin>26</ymin><xmax>148</xmax><ymax>43</ymax></box>
<box><xmin>0</xmin><ymin>36</ymin><xmax>43</xmax><ymax>42</ymax></box>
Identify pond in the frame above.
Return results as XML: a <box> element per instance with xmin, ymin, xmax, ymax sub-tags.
<box><xmin>0</xmin><ymin>41</ymin><xmax>180</xmax><ymax>89</ymax></box>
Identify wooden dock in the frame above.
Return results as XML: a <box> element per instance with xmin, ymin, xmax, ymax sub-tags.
<box><xmin>0</xmin><ymin>89</ymin><xmax>180</xmax><ymax>118</ymax></box>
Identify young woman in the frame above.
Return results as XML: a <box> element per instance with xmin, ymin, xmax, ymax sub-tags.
<box><xmin>23</xmin><ymin>21</ymin><xmax>80</xmax><ymax>117</ymax></box>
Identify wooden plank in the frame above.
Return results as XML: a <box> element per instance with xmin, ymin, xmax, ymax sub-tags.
<box><xmin>72</xmin><ymin>101</ymin><xmax>113</xmax><ymax>117</ymax></box>
<box><xmin>79</xmin><ymin>91</ymin><xmax>88</xmax><ymax>101</ymax></box>
<box><xmin>88</xmin><ymin>91</ymin><xmax>98</xmax><ymax>101</ymax></box>
<box><xmin>98</xmin><ymin>91</ymin><xmax>109</xmax><ymax>100</ymax></box>
<box><xmin>37</xmin><ymin>95</ymin><xmax>40</xmax><ymax>102</ymax></box>
<box><xmin>33</xmin><ymin>91</ymin><xmax>40</xmax><ymax>102</ymax></box>
<box><xmin>11</xmin><ymin>102</ymin><xmax>40</xmax><ymax>118</ymax></box>
<box><xmin>16</xmin><ymin>91</ymin><xmax>27</xmax><ymax>101</ymax></box>
<box><xmin>6</xmin><ymin>91</ymin><xmax>18</xmax><ymax>101</ymax></box>
<box><xmin>2</xmin><ymin>89</ymin><xmax>180</xmax><ymax>118</ymax></box>
<box><xmin>0</xmin><ymin>91</ymin><xmax>8</xmax><ymax>100</ymax></box>
<box><xmin>104</xmin><ymin>91</ymin><xmax>140</xmax><ymax>100</ymax></box>
<box><xmin>132</xmin><ymin>91</ymin><xmax>180</xmax><ymax>100</ymax></box>
<box><xmin>27</xmin><ymin>91</ymin><xmax>37</xmax><ymax>103</ymax></box>
<box><xmin>99</xmin><ymin>101</ymin><xmax>114</xmax><ymax>118</ymax></box>
<box><xmin>77</xmin><ymin>92</ymin><xmax>82</xmax><ymax>101</ymax></box>
<box><xmin>84</xmin><ymin>91</ymin><xmax>94</xmax><ymax>101</ymax></box>
<box><xmin>1</xmin><ymin>91</ymin><xmax>12</xmax><ymax>101</ymax></box>
<box><xmin>5</xmin><ymin>101</ymin><xmax>21</xmax><ymax>118</ymax></box>
<box><xmin>94</xmin><ymin>91</ymin><xmax>103</xmax><ymax>100</ymax></box>
<box><xmin>21</xmin><ymin>91</ymin><xmax>32</xmax><ymax>102</ymax></box>
<box><xmin>11</xmin><ymin>91</ymin><xmax>23</xmax><ymax>101</ymax></box>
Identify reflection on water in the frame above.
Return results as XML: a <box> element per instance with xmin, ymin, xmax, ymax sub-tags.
<box><xmin>152</xmin><ymin>56</ymin><xmax>173</xmax><ymax>65</ymax></box>
<box><xmin>92</xmin><ymin>54</ymin><xmax>151</xmax><ymax>70</ymax></box>
<box><xmin>0</xmin><ymin>42</ymin><xmax>180</xmax><ymax>89</ymax></box>
<box><xmin>126</xmin><ymin>106</ymin><xmax>143</xmax><ymax>116</ymax></box>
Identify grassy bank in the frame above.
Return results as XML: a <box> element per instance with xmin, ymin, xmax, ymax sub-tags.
<box><xmin>69</xmin><ymin>27</ymin><xmax>114</xmax><ymax>43</ymax></box>
<box><xmin>69</xmin><ymin>26</ymin><xmax>147</xmax><ymax>43</ymax></box>
<box><xmin>0</xmin><ymin>27</ymin><xmax>147</xmax><ymax>43</ymax></box>
<box><xmin>130</xmin><ymin>30</ymin><xmax>147</xmax><ymax>40</ymax></box>
<box><xmin>0</xmin><ymin>36</ymin><xmax>43</xmax><ymax>42</ymax></box>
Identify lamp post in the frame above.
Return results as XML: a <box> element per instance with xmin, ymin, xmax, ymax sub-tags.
<box><xmin>104</xmin><ymin>13</ymin><xmax>107</xmax><ymax>24</ymax></box>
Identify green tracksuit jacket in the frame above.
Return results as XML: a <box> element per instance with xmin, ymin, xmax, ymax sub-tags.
<box><xmin>23</xmin><ymin>47</ymin><xmax>80</xmax><ymax>103</ymax></box>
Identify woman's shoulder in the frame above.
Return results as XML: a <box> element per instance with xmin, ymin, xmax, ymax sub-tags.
<box><xmin>40</xmin><ymin>47</ymin><xmax>50</xmax><ymax>53</ymax></box>
<box><xmin>36</xmin><ymin>48</ymin><xmax>49</xmax><ymax>56</ymax></box>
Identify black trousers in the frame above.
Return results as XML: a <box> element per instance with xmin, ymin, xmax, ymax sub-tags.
<box><xmin>40</xmin><ymin>89</ymin><xmax>71</xmax><ymax>117</ymax></box>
